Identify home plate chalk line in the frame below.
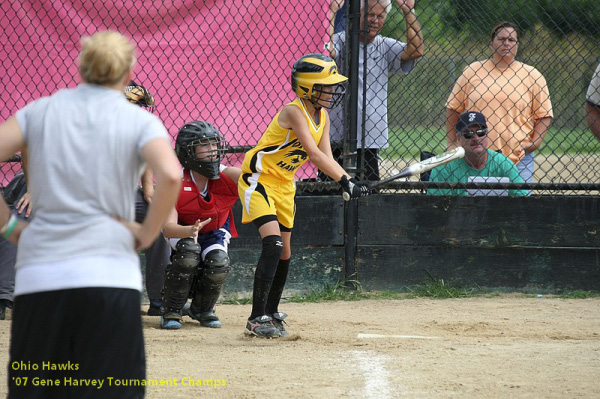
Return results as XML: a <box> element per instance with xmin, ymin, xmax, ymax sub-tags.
<box><xmin>357</xmin><ymin>333</ymin><xmax>441</xmax><ymax>339</ymax></box>
<box><xmin>351</xmin><ymin>350</ymin><xmax>393</xmax><ymax>398</ymax></box>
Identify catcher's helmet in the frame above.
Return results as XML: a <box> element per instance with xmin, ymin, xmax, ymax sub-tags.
<box><xmin>175</xmin><ymin>121</ymin><xmax>226</xmax><ymax>180</ymax></box>
<box><xmin>125</xmin><ymin>80</ymin><xmax>156</xmax><ymax>111</ymax></box>
<box><xmin>291</xmin><ymin>54</ymin><xmax>347</xmax><ymax>109</ymax></box>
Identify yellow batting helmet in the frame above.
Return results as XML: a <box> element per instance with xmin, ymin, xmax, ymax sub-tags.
<box><xmin>291</xmin><ymin>54</ymin><xmax>347</xmax><ymax>109</ymax></box>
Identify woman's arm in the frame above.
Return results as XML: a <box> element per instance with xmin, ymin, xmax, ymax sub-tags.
<box><xmin>0</xmin><ymin>116</ymin><xmax>28</xmax><ymax>243</ymax></box>
<box><xmin>121</xmin><ymin>137</ymin><xmax>181</xmax><ymax>250</ymax></box>
<box><xmin>445</xmin><ymin>108</ymin><xmax>459</xmax><ymax>149</ymax></box>
<box><xmin>16</xmin><ymin>148</ymin><xmax>32</xmax><ymax>217</ymax></box>
<box><xmin>141</xmin><ymin>166</ymin><xmax>154</xmax><ymax>203</ymax></box>
<box><xmin>524</xmin><ymin>116</ymin><xmax>552</xmax><ymax>153</ymax></box>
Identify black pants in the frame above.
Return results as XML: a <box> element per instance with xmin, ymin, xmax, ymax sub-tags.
<box><xmin>135</xmin><ymin>189</ymin><xmax>171</xmax><ymax>301</ymax></box>
<box><xmin>354</xmin><ymin>148</ymin><xmax>381</xmax><ymax>182</ymax></box>
<box><xmin>9</xmin><ymin>288</ymin><xmax>145</xmax><ymax>399</ymax></box>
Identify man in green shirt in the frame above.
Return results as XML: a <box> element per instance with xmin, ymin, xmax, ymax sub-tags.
<box><xmin>428</xmin><ymin>111</ymin><xmax>528</xmax><ymax>196</ymax></box>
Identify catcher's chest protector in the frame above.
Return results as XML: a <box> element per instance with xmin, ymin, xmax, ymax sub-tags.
<box><xmin>176</xmin><ymin>169</ymin><xmax>238</xmax><ymax>236</ymax></box>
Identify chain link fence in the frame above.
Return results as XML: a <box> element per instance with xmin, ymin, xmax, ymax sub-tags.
<box><xmin>1</xmin><ymin>0</ymin><xmax>599</xmax><ymax>197</ymax></box>
<box><xmin>328</xmin><ymin>0</ymin><xmax>600</xmax><ymax>196</ymax></box>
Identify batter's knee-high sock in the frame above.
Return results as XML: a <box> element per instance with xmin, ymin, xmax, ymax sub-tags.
<box><xmin>265</xmin><ymin>258</ymin><xmax>290</xmax><ymax>315</ymax></box>
<box><xmin>249</xmin><ymin>235</ymin><xmax>283</xmax><ymax>320</ymax></box>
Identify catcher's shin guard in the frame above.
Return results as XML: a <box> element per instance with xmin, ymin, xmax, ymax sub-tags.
<box><xmin>190</xmin><ymin>249</ymin><xmax>231</xmax><ymax>315</ymax></box>
<box><xmin>162</xmin><ymin>238</ymin><xmax>201</xmax><ymax>317</ymax></box>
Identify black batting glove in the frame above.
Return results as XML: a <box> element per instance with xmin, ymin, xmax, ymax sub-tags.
<box><xmin>339</xmin><ymin>175</ymin><xmax>371</xmax><ymax>199</ymax></box>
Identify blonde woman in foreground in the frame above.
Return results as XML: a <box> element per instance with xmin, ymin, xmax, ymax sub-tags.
<box><xmin>0</xmin><ymin>31</ymin><xmax>180</xmax><ymax>399</ymax></box>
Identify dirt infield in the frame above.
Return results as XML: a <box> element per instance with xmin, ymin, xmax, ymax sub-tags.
<box><xmin>1</xmin><ymin>295</ymin><xmax>599</xmax><ymax>398</ymax></box>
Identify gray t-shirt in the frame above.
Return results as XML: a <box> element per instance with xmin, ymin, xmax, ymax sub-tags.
<box><xmin>15</xmin><ymin>84</ymin><xmax>168</xmax><ymax>268</ymax></box>
<box><xmin>586</xmin><ymin>63</ymin><xmax>600</xmax><ymax>107</ymax></box>
<box><xmin>330</xmin><ymin>32</ymin><xmax>415</xmax><ymax>148</ymax></box>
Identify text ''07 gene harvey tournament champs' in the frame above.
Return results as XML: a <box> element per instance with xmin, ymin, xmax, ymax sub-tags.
<box><xmin>10</xmin><ymin>360</ymin><xmax>226</xmax><ymax>390</ymax></box>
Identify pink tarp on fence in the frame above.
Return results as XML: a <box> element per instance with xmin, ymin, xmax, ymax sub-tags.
<box><xmin>1</xmin><ymin>0</ymin><xmax>329</xmax><ymax>184</ymax></box>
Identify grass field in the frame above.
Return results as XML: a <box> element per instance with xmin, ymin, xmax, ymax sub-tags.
<box><xmin>380</xmin><ymin>126</ymin><xmax>600</xmax><ymax>159</ymax></box>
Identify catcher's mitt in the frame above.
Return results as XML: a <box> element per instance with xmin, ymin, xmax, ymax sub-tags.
<box><xmin>125</xmin><ymin>83</ymin><xmax>156</xmax><ymax>109</ymax></box>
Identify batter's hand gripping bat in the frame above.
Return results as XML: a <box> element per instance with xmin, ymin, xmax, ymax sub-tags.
<box><xmin>342</xmin><ymin>147</ymin><xmax>466</xmax><ymax>201</ymax></box>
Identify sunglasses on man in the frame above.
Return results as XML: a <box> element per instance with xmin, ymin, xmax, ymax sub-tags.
<box><xmin>459</xmin><ymin>128</ymin><xmax>488</xmax><ymax>139</ymax></box>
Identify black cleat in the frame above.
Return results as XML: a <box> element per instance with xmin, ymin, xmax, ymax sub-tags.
<box><xmin>271</xmin><ymin>312</ymin><xmax>289</xmax><ymax>337</ymax></box>
<box><xmin>244</xmin><ymin>315</ymin><xmax>281</xmax><ymax>338</ymax></box>
<box><xmin>146</xmin><ymin>299</ymin><xmax>163</xmax><ymax>316</ymax></box>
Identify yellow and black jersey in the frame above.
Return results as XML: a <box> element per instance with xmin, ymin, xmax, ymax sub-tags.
<box><xmin>241</xmin><ymin>98</ymin><xmax>325</xmax><ymax>183</ymax></box>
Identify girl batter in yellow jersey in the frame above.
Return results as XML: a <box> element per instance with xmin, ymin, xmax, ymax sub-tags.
<box><xmin>238</xmin><ymin>53</ymin><xmax>371</xmax><ymax>338</ymax></box>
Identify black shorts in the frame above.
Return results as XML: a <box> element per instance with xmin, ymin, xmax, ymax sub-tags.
<box><xmin>8</xmin><ymin>287</ymin><xmax>145</xmax><ymax>399</ymax></box>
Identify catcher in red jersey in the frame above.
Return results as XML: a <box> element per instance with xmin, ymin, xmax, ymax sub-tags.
<box><xmin>160</xmin><ymin>121</ymin><xmax>241</xmax><ymax>330</ymax></box>
<box><xmin>238</xmin><ymin>54</ymin><xmax>371</xmax><ymax>338</ymax></box>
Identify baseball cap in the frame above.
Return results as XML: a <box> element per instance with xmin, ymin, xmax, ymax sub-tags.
<box><xmin>456</xmin><ymin>111</ymin><xmax>487</xmax><ymax>133</ymax></box>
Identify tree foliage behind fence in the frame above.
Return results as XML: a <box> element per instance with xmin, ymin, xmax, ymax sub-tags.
<box><xmin>1</xmin><ymin>0</ymin><xmax>599</xmax><ymax>196</ymax></box>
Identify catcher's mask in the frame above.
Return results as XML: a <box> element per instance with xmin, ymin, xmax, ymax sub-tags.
<box><xmin>125</xmin><ymin>80</ymin><xmax>156</xmax><ymax>112</ymax></box>
<box><xmin>175</xmin><ymin>121</ymin><xmax>227</xmax><ymax>180</ymax></box>
<box><xmin>291</xmin><ymin>54</ymin><xmax>347</xmax><ymax>109</ymax></box>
